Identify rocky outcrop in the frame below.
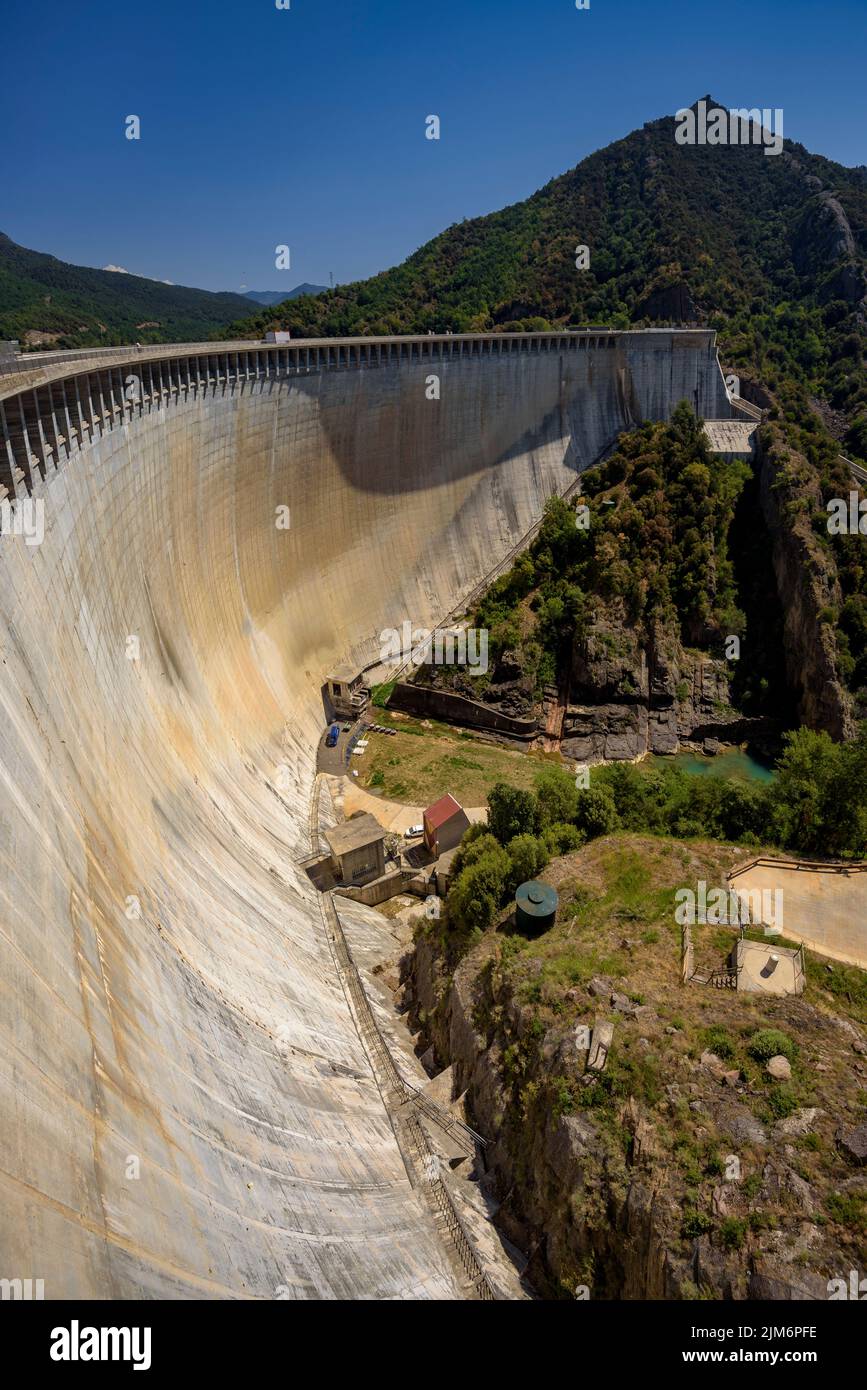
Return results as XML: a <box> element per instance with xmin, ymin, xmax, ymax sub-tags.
<box><xmin>410</xmin><ymin>887</ymin><xmax>867</xmax><ymax>1300</ymax></box>
<box><xmin>635</xmin><ymin>277</ymin><xmax>700</xmax><ymax>326</ymax></box>
<box><xmin>783</xmin><ymin>150</ymin><xmax>867</xmax><ymax>323</ymax></box>
<box><xmin>560</xmin><ymin>602</ymin><xmax>773</xmax><ymax>761</ymax></box>
<box><xmin>758</xmin><ymin>426</ymin><xmax>855</xmax><ymax>740</ymax></box>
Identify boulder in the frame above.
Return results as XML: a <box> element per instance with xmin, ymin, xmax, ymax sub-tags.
<box><xmin>837</xmin><ymin>1121</ymin><xmax>867</xmax><ymax>1165</ymax></box>
<box><xmin>588</xmin><ymin>975</ymin><xmax>615</xmax><ymax>999</ymax></box>
<box><xmin>766</xmin><ymin>1055</ymin><xmax>792</xmax><ymax>1081</ymax></box>
<box><xmin>700</xmin><ymin>1051</ymin><xmax>729</xmax><ymax>1078</ymax></box>
<box><xmin>774</xmin><ymin>1107</ymin><xmax>823</xmax><ymax>1138</ymax></box>
<box><xmin>717</xmin><ymin>1104</ymin><xmax>768</xmax><ymax>1146</ymax></box>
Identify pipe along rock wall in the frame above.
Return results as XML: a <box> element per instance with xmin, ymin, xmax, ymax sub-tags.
<box><xmin>0</xmin><ymin>331</ymin><xmax>730</xmax><ymax>1298</ymax></box>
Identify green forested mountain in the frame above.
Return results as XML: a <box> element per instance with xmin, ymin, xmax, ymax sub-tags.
<box><xmin>228</xmin><ymin>98</ymin><xmax>867</xmax><ymax>448</ymax></box>
<box><xmin>0</xmin><ymin>234</ymin><xmax>255</xmax><ymax>349</ymax></box>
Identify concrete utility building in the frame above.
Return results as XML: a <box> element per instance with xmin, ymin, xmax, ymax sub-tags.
<box><xmin>0</xmin><ymin>328</ymin><xmax>734</xmax><ymax>1298</ymax></box>
<box><xmin>424</xmin><ymin>793</ymin><xmax>471</xmax><ymax>856</ymax></box>
<box><xmin>325</xmin><ymin>665</ymin><xmax>370</xmax><ymax>720</ymax></box>
<box><xmin>324</xmin><ymin>812</ymin><xmax>386</xmax><ymax>886</ymax></box>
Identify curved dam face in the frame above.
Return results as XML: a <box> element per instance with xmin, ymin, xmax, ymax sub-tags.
<box><xmin>0</xmin><ymin>331</ymin><xmax>729</xmax><ymax>1298</ymax></box>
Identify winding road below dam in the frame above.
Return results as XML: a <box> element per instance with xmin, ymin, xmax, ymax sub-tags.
<box><xmin>0</xmin><ymin>329</ymin><xmax>731</xmax><ymax>1298</ymax></box>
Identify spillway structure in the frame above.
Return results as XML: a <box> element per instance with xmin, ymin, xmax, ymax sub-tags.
<box><xmin>0</xmin><ymin>329</ymin><xmax>731</xmax><ymax>1299</ymax></box>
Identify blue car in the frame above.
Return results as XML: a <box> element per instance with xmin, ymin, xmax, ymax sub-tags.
<box><xmin>325</xmin><ymin>723</ymin><xmax>340</xmax><ymax>748</ymax></box>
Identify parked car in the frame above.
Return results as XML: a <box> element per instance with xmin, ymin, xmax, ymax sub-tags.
<box><xmin>404</xmin><ymin>824</ymin><xmax>423</xmax><ymax>839</ymax></box>
<box><xmin>325</xmin><ymin>723</ymin><xmax>340</xmax><ymax>748</ymax></box>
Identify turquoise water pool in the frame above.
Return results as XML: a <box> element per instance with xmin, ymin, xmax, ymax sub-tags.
<box><xmin>645</xmin><ymin>747</ymin><xmax>776</xmax><ymax>783</ymax></box>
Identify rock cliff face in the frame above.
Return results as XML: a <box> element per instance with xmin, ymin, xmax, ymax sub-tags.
<box><xmin>758</xmin><ymin>429</ymin><xmax>855</xmax><ymax>741</ymax></box>
<box><xmin>410</xmin><ymin>844</ymin><xmax>867</xmax><ymax>1302</ymax></box>
<box><xmin>561</xmin><ymin>602</ymin><xmax>772</xmax><ymax>762</ymax></box>
<box><xmin>784</xmin><ymin>150</ymin><xmax>867</xmax><ymax>323</ymax></box>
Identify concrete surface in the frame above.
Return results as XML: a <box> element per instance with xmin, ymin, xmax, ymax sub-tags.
<box><xmin>337</xmin><ymin>778</ymin><xmax>487</xmax><ymax>834</ymax></box>
<box><xmin>703</xmin><ymin>419</ymin><xmax>758</xmax><ymax>458</ymax></box>
<box><xmin>735</xmin><ymin>939</ymin><xmax>804</xmax><ymax>995</ymax></box>
<box><xmin>730</xmin><ymin>859</ymin><xmax>867</xmax><ymax>970</ymax></box>
<box><xmin>0</xmin><ymin>331</ymin><xmax>730</xmax><ymax>1298</ymax></box>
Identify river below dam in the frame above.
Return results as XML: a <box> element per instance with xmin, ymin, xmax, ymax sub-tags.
<box><xmin>645</xmin><ymin>746</ymin><xmax>776</xmax><ymax>783</ymax></box>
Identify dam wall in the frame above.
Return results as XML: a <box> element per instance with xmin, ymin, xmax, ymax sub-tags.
<box><xmin>0</xmin><ymin>330</ymin><xmax>729</xmax><ymax>1298</ymax></box>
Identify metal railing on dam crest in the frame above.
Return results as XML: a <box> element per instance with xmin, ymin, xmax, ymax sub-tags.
<box><xmin>0</xmin><ymin>328</ymin><xmax>730</xmax><ymax>499</ymax></box>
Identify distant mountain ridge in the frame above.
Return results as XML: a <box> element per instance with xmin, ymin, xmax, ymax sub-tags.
<box><xmin>243</xmin><ymin>285</ymin><xmax>329</xmax><ymax>306</ymax></box>
<box><xmin>0</xmin><ymin>233</ymin><xmax>255</xmax><ymax>349</ymax></box>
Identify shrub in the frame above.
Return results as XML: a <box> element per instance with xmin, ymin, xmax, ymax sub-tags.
<box><xmin>681</xmin><ymin>1209</ymin><xmax>713</xmax><ymax>1239</ymax></box>
<box><xmin>747</xmin><ymin>1029</ymin><xmax>797</xmax><ymax>1063</ymax></box>
<box><xmin>720</xmin><ymin>1217</ymin><xmax>747</xmax><ymax>1249</ymax></box>
<box><xmin>543</xmin><ymin>822</ymin><xmax>585</xmax><ymax>855</ymax></box>
<box><xmin>765</xmin><ymin>1083</ymin><xmax>799</xmax><ymax>1119</ymax></box>
<box><xmin>701</xmin><ymin>1026</ymin><xmax>736</xmax><ymax>1061</ymax></box>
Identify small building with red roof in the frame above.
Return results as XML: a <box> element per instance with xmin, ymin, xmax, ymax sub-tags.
<box><xmin>423</xmin><ymin>793</ymin><xmax>471</xmax><ymax>857</ymax></box>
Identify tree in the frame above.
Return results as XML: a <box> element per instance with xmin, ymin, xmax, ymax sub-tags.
<box><xmin>534</xmin><ymin>764</ymin><xmax>579</xmax><ymax>827</ymax></box>
<box><xmin>824</xmin><ymin>725</ymin><xmax>867</xmax><ymax>856</ymax></box>
<box><xmin>573</xmin><ymin>784</ymin><xmax>619</xmax><ymax>839</ymax></box>
<box><xmin>448</xmin><ymin>846</ymin><xmax>510</xmax><ymax>932</ymax></box>
<box><xmin>506</xmin><ymin>834</ymin><xmax>549</xmax><ymax>891</ymax></box>
<box><xmin>772</xmin><ymin>727</ymin><xmax>841</xmax><ymax>854</ymax></box>
<box><xmin>488</xmin><ymin>782</ymin><xmax>541</xmax><ymax>844</ymax></box>
<box><xmin>451</xmin><ymin>826</ymin><xmax>498</xmax><ymax>878</ymax></box>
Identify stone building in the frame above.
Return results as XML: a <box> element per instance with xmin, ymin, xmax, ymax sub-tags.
<box><xmin>324</xmin><ymin>813</ymin><xmax>385</xmax><ymax>886</ymax></box>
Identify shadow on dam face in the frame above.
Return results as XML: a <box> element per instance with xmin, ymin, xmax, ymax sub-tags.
<box><xmin>0</xmin><ymin>332</ymin><xmax>730</xmax><ymax>1298</ymax></box>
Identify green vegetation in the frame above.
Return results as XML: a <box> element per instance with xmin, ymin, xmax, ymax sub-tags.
<box><xmin>351</xmin><ymin>712</ymin><xmax>545</xmax><ymax>804</ymax></box>
<box><xmin>226</xmin><ymin>108</ymin><xmax>867</xmax><ymax>716</ymax></box>
<box><xmin>461</xmin><ymin>407</ymin><xmax>757</xmax><ymax>706</ymax></box>
<box><xmin>746</xmin><ymin>1029</ymin><xmax>798</xmax><ymax>1063</ymax></box>
<box><xmin>436</xmin><ymin>722</ymin><xmax>866</xmax><ymax>955</ymax></box>
<box><xmin>0</xmin><ymin>233</ymin><xmax>254</xmax><ymax>349</ymax></box>
<box><xmin>421</xmin><ymin>834</ymin><xmax>867</xmax><ymax>1294</ymax></box>
<box><xmin>598</xmin><ymin>730</ymin><xmax>866</xmax><ymax>856</ymax></box>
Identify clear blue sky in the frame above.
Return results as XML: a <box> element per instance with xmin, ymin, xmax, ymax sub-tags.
<box><xmin>3</xmin><ymin>0</ymin><xmax>864</xmax><ymax>294</ymax></box>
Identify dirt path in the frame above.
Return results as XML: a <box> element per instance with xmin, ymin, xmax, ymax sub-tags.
<box><xmin>329</xmin><ymin>775</ymin><xmax>487</xmax><ymax>834</ymax></box>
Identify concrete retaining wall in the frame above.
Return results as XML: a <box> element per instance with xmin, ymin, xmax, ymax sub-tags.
<box><xmin>388</xmin><ymin>681</ymin><xmax>539</xmax><ymax>738</ymax></box>
<box><xmin>727</xmin><ymin>858</ymin><xmax>867</xmax><ymax>969</ymax></box>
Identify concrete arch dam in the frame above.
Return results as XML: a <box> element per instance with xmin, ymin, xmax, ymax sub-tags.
<box><xmin>0</xmin><ymin>330</ymin><xmax>730</xmax><ymax>1299</ymax></box>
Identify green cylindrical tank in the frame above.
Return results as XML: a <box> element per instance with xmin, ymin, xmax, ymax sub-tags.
<box><xmin>515</xmin><ymin>880</ymin><xmax>558</xmax><ymax>936</ymax></box>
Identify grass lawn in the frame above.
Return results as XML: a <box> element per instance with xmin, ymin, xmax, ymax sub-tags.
<box><xmin>355</xmin><ymin>705</ymin><xmax>558</xmax><ymax>806</ymax></box>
